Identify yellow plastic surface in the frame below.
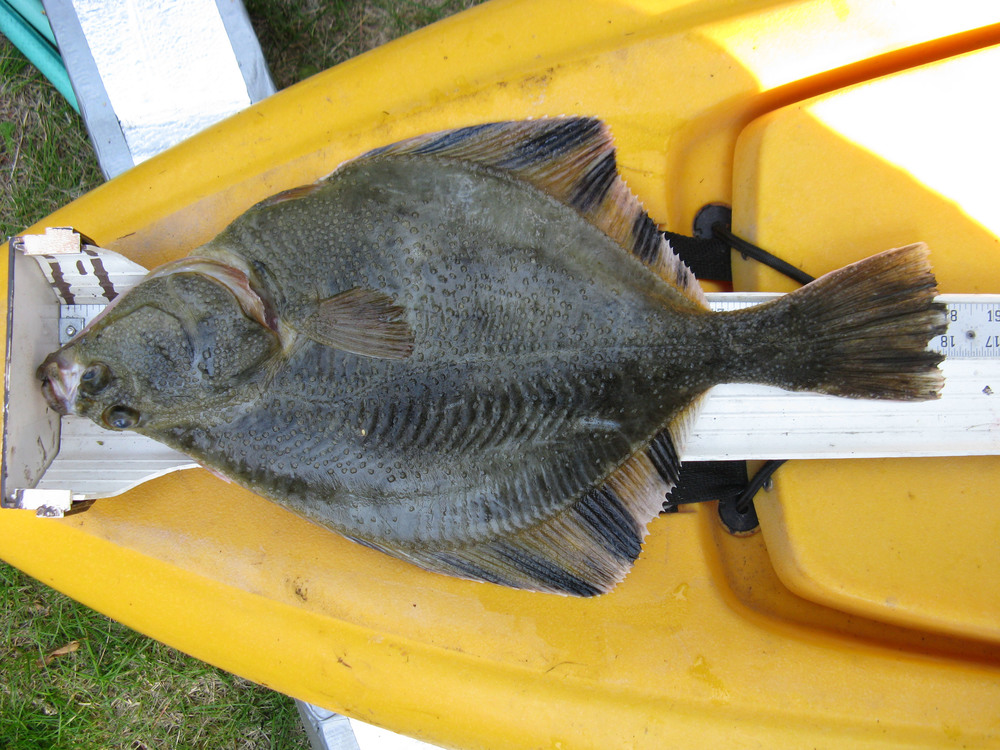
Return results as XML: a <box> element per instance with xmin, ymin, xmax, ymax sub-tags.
<box><xmin>3</xmin><ymin>1</ymin><xmax>1000</xmax><ymax>748</ymax></box>
<box><xmin>733</xmin><ymin>45</ymin><xmax>1000</xmax><ymax>643</ymax></box>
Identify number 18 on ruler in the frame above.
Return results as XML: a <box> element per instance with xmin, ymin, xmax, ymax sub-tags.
<box><xmin>932</xmin><ymin>297</ymin><xmax>1000</xmax><ymax>359</ymax></box>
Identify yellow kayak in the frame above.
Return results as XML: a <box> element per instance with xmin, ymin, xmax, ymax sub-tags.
<box><xmin>3</xmin><ymin>1</ymin><xmax>1000</xmax><ymax>747</ymax></box>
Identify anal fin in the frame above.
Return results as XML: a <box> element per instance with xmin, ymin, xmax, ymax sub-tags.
<box><xmin>299</xmin><ymin>288</ymin><xmax>415</xmax><ymax>360</ymax></box>
<box><xmin>373</xmin><ymin>397</ymin><xmax>710</xmax><ymax>596</ymax></box>
<box><xmin>389</xmin><ymin>450</ymin><xmax>674</xmax><ymax>596</ymax></box>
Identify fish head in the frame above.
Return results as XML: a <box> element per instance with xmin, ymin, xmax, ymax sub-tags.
<box><xmin>38</xmin><ymin>348</ymin><xmax>118</xmax><ymax>420</ymax></box>
<box><xmin>38</xmin><ymin>261</ymin><xmax>281</xmax><ymax>433</ymax></box>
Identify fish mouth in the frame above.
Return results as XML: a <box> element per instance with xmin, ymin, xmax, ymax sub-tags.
<box><xmin>37</xmin><ymin>352</ymin><xmax>84</xmax><ymax>416</ymax></box>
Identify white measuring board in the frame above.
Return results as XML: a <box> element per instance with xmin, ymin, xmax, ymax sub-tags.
<box><xmin>17</xmin><ymin>281</ymin><xmax>1000</xmax><ymax>506</ymax></box>
<box><xmin>52</xmin><ymin>292</ymin><xmax>1000</xmax><ymax>467</ymax></box>
<box><xmin>687</xmin><ymin>293</ymin><xmax>1000</xmax><ymax>460</ymax></box>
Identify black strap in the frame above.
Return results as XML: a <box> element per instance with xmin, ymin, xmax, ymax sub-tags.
<box><xmin>711</xmin><ymin>224</ymin><xmax>815</xmax><ymax>286</ymax></box>
<box><xmin>662</xmin><ymin>230</ymin><xmax>733</xmax><ymax>282</ymax></box>
<box><xmin>660</xmin><ymin>207</ymin><xmax>816</xmax><ymax>530</ymax></box>
<box><xmin>664</xmin><ymin>459</ymin><xmax>746</xmax><ymax>506</ymax></box>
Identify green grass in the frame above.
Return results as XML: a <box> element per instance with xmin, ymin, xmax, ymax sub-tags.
<box><xmin>1</xmin><ymin>1</ymin><xmax>482</xmax><ymax>747</ymax></box>
<box><xmin>0</xmin><ymin>39</ymin><xmax>102</xmax><ymax>240</ymax></box>
<box><xmin>1</xmin><ymin>563</ymin><xmax>302</xmax><ymax>750</ymax></box>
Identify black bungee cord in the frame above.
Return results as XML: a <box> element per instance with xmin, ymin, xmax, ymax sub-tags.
<box><xmin>710</xmin><ymin>221</ymin><xmax>817</xmax><ymax>518</ymax></box>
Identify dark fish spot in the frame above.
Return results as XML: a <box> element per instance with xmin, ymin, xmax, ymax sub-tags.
<box><xmin>570</xmin><ymin>151</ymin><xmax>617</xmax><ymax>212</ymax></box>
<box><xmin>440</xmin><ymin>545</ymin><xmax>602</xmax><ymax>597</ymax></box>
<box><xmin>575</xmin><ymin>486</ymin><xmax>642</xmax><ymax>563</ymax></box>
<box><xmin>648</xmin><ymin>431</ymin><xmax>681</xmax><ymax>486</ymax></box>
<box><xmin>412</xmin><ymin>123</ymin><xmax>502</xmax><ymax>155</ymax></box>
<box><xmin>500</xmin><ymin>118</ymin><xmax>602</xmax><ymax>170</ymax></box>
<box><xmin>630</xmin><ymin>213</ymin><xmax>662</xmax><ymax>264</ymax></box>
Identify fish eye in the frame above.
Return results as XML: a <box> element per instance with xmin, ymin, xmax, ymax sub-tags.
<box><xmin>103</xmin><ymin>405</ymin><xmax>140</xmax><ymax>430</ymax></box>
<box><xmin>80</xmin><ymin>362</ymin><xmax>111</xmax><ymax>394</ymax></box>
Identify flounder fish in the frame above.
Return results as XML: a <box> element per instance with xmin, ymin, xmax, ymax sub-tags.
<box><xmin>37</xmin><ymin>118</ymin><xmax>946</xmax><ymax>596</ymax></box>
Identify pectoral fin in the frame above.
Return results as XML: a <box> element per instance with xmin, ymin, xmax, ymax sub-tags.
<box><xmin>299</xmin><ymin>288</ymin><xmax>415</xmax><ymax>360</ymax></box>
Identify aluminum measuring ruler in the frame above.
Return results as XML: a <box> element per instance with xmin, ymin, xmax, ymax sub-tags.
<box><xmin>53</xmin><ymin>292</ymin><xmax>1000</xmax><ymax>466</ymax></box>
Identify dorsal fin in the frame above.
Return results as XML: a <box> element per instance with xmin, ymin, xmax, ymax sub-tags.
<box><xmin>353</xmin><ymin>118</ymin><xmax>707</xmax><ymax>309</ymax></box>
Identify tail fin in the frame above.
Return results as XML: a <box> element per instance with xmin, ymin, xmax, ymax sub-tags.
<box><xmin>747</xmin><ymin>243</ymin><xmax>947</xmax><ymax>400</ymax></box>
